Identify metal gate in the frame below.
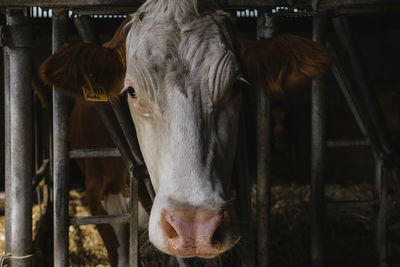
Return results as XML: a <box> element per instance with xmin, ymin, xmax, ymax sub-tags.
<box><xmin>1</xmin><ymin>0</ymin><xmax>400</xmax><ymax>266</ymax></box>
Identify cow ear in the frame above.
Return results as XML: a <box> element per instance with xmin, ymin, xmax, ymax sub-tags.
<box><xmin>39</xmin><ymin>43</ymin><xmax>126</xmax><ymax>99</ymax></box>
<box><xmin>236</xmin><ymin>34</ymin><xmax>331</xmax><ymax>92</ymax></box>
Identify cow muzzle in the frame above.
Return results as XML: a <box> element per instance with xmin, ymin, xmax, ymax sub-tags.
<box><xmin>160</xmin><ymin>208</ymin><xmax>229</xmax><ymax>258</ymax></box>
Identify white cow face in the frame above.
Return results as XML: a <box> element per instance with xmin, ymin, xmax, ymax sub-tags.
<box><xmin>39</xmin><ymin>0</ymin><xmax>330</xmax><ymax>259</ymax></box>
<box><xmin>124</xmin><ymin>5</ymin><xmax>241</xmax><ymax>258</ymax></box>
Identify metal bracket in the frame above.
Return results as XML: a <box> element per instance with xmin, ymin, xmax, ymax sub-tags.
<box><xmin>5</xmin><ymin>7</ymin><xmax>29</xmax><ymax>17</ymax></box>
<box><xmin>0</xmin><ymin>253</ymin><xmax>35</xmax><ymax>267</ymax></box>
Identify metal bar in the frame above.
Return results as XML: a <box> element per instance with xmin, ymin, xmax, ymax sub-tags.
<box><xmin>0</xmin><ymin>0</ymin><xmax>399</xmax><ymax>9</ymax></box>
<box><xmin>237</xmin><ymin>104</ymin><xmax>256</xmax><ymax>267</ymax></box>
<box><xmin>332</xmin><ymin>16</ymin><xmax>394</xmax><ymax>157</ymax></box>
<box><xmin>70</xmin><ymin>214</ymin><xmax>131</xmax><ymax>225</ymax></box>
<box><xmin>33</xmin><ymin>78</ymin><xmax>40</xmax><ymax>182</ymax></box>
<box><xmin>375</xmin><ymin>159</ymin><xmax>387</xmax><ymax>266</ymax></box>
<box><xmin>52</xmin><ymin>10</ymin><xmax>70</xmax><ymax>267</ymax></box>
<box><xmin>94</xmin><ymin>103</ymin><xmax>134</xmax><ymax>168</ymax></box>
<box><xmin>7</xmin><ymin>12</ymin><xmax>34</xmax><ymax>266</ymax></box>
<box><xmin>33</xmin><ymin>66</ymin><xmax>44</xmax><ymax>220</ymax></box>
<box><xmin>310</xmin><ymin>11</ymin><xmax>328</xmax><ymax>267</ymax></box>
<box><xmin>4</xmin><ymin>42</ymin><xmax>11</xmax><ymax>255</ymax></box>
<box><xmin>110</xmin><ymin>98</ymin><xmax>143</xmax><ymax>165</ymax></box>
<box><xmin>390</xmin><ymin>166</ymin><xmax>400</xmax><ymax>192</ymax></box>
<box><xmin>72</xmin><ymin>8</ymin><xmax>137</xmax><ymax>15</ymax></box>
<box><xmin>326</xmin><ymin>139</ymin><xmax>370</xmax><ymax>147</ymax></box>
<box><xmin>328</xmin><ymin>6</ymin><xmax>400</xmax><ymax>15</ymax></box>
<box><xmin>256</xmin><ymin>79</ymin><xmax>271</xmax><ymax>267</ymax></box>
<box><xmin>256</xmin><ymin>13</ymin><xmax>274</xmax><ymax>267</ymax></box>
<box><xmin>319</xmin><ymin>0</ymin><xmax>400</xmax><ymax>9</ymax></box>
<box><xmin>328</xmin><ymin>49</ymin><xmax>369</xmax><ymax>138</ymax></box>
<box><xmin>326</xmin><ymin>200</ymin><xmax>377</xmax><ymax>210</ymax></box>
<box><xmin>69</xmin><ymin>148</ymin><xmax>121</xmax><ymax>158</ymax></box>
<box><xmin>143</xmin><ymin>178</ymin><xmax>155</xmax><ymax>202</ymax></box>
<box><xmin>0</xmin><ymin>0</ymin><xmax>274</xmax><ymax>8</ymax></box>
<box><xmin>32</xmin><ymin>159</ymin><xmax>50</xmax><ymax>190</ymax></box>
<box><xmin>129</xmin><ymin>166</ymin><xmax>139</xmax><ymax>267</ymax></box>
<box><xmin>73</xmin><ymin>15</ymin><xmax>100</xmax><ymax>44</ymax></box>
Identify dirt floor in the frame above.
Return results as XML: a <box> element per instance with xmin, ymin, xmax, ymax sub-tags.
<box><xmin>0</xmin><ymin>182</ymin><xmax>399</xmax><ymax>266</ymax></box>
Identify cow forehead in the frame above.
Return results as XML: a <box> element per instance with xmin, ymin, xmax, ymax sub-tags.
<box><xmin>130</xmin><ymin>13</ymin><xmax>231</xmax><ymax>56</ymax></box>
<box><xmin>126</xmin><ymin>8</ymin><xmax>236</xmax><ymax>78</ymax></box>
<box><xmin>125</xmin><ymin>12</ymin><xmax>238</xmax><ymax>107</ymax></box>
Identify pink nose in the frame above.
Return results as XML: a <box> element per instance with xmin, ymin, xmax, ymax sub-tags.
<box><xmin>161</xmin><ymin>208</ymin><xmax>228</xmax><ymax>258</ymax></box>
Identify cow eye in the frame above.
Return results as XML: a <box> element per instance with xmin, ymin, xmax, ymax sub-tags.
<box><xmin>237</xmin><ymin>77</ymin><xmax>251</xmax><ymax>87</ymax></box>
<box><xmin>127</xmin><ymin>86</ymin><xmax>137</xmax><ymax>98</ymax></box>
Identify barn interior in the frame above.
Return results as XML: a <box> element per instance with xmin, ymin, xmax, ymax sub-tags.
<box><xmin>0</xmin><ymin>1</ymin><xmax>400</xmax><ymax>266</ymax></box>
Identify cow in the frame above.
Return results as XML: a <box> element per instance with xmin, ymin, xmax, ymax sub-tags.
<box><xmin>39</xmin><ymin>0</ymin><xmax>331</xmax><ymax>266</ymax></box>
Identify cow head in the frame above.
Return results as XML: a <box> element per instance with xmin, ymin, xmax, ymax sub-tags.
<box><xmin>40</xmin><ymin>0</ymin><xmax>330</xmax><ymax>259</ymax></box>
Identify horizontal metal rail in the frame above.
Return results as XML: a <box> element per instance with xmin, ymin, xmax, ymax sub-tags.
<box><xmin>320</xmin><ymin>0</ymin><xmax>400</xmax><ymax>12</ymax></box>
<box><xmin>0</xmin><ymin>0</ymin><xmax>399</xmax><ymax>13</ymax></box>
<box><xmin>70</xmin><ymin>214</ymin><xmax>131</xmax><ymax>225</ymax></box>
<box><xmin>69</xmin><ymin>148</ymin><xmax>121</xmax><ymax>158</ymax></box>
<box><xmin>1</xmin><ymin>0</ymin><xmax>296</xmax><ymax>8</ymax></box>
<box><xmin>326</xmin><ymin>139</ymin><xmax>370</xmax><ymax>147</ymax></box>
<box><xmin>326</xmin><ymin>200</ymin><xmax>377</xmax><ymax>210</ymax></box>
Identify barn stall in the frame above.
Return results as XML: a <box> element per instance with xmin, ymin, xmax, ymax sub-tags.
<box><xmin>0</xmin><ymin>0</ymin><xmax>399</xmax><ymax>266</ymax></box>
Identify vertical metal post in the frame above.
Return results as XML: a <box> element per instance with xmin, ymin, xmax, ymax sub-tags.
<box><xmin>256</xmin><ymin>69</ymin><xmax>271</xmax><ymax>267</ymax></box>
<box><xmin>6</xmin><ymin>12</ymin><xmax>34</xmax><ymax>266</ymax></box>
<box><xmin>73</xmin><ymin>15</ymin><xmax>100</xmax><ymax>44</ymax></box>
<box><xmin>237</xmin><ymin>109</ymin><xmax>256</xmax><ymax>267</ymax></box>
<box><xmin>4</xmin><ymin>44</ymin><xmax>11</xmax><ymax>255</ymax></box>
<box><xmin>129</xmin><ymin>166</ymin><xmax>139</xmax><ymax>267</ymax></box>
<box><xmin>375</xmin><ymin>159</ymin><xmax>387</xmax><ymax>267</ymax></box>
<box><xmin>52</xmin><ymin>10</ymin><xmax>70</xmax><ymax>267</ymax></box>
<box><xmin>310</xmin><ymin>11</ymin><xmax>328</xmax><ymax>267</ymax></box>
<box><xmin>256</xmin><ymin>13</ymin><xmax>274</xmax><ymax>267</ymax></box>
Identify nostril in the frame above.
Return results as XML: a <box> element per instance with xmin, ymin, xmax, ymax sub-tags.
<box><xmin>211</xmin><ymin>224</ymin><xmax>224</xmax><ymax>248</ymax></box>
<box><xmin>211</xmin><ymin>211</ymin><xmax>228</xmax><ymax>249</ymax></box>
<box><xmin>161</xmin><ymin>214</ymin><xmax>178</xmax><ymax>239</ymax></box>
<box><xmin>166</xmin><ymin>221</ymin><xmax>178</xmax><ymax>239</ymax></box>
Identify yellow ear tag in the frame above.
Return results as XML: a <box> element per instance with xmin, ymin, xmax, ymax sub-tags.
<box><xmin>81</xmin><ymin>85</ymin><xmax>109</xmax><ymax>102</ymax></box>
